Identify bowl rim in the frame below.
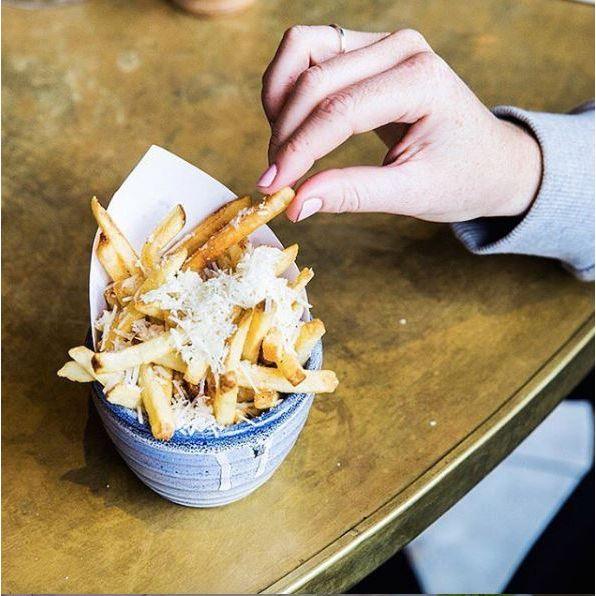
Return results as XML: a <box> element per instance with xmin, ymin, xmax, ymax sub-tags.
<box><xmin>87</xmin><ymin>332</ymin><xmax>323</xmax><ymax>449</ymax></box>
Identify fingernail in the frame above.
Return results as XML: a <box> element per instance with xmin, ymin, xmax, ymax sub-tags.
<box><xmin>257</xmin><ymin>164</ymin><xmax>277</xmax><ymax>188</ymax></box>
<box><xmin>296</xmin><ymin>198</ymin><xmax>323</xmax><ymax>222</ymax></box>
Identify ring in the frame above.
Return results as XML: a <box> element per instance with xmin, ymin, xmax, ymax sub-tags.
<box><xmin>329</xmin><ymin>24</ymin><xmax>346</xmax><ymax>54</ymax></box>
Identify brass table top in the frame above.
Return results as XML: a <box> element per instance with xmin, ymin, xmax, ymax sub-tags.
<box><xmin>2</xmin><ymin>0</ymin><xmax>594</xmax><ymax>593</ymax></box>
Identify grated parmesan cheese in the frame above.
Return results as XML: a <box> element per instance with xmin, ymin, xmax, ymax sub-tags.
<box><xmin>124</xmin><ymin>365</ymin><xmax>140</xmax><ymax>387</ymax></box>
<box><xmin>141</xmin><ymin>244</ymin><xmax>307</xmax><ymax>373</ymax></box>
<box><xmin>171</xmin><ymin>379</ymin><xmax>218</xmax><ymax>435</ymax></box>
<box><xmin>95</xmin><ymin>305</ymin><xmax>118</xmax><ymax>352</ymax></box>
<box><xmin>228</xmin><ymin>207</ymin><xmax>252</xmax><ymax>229</ymax></box>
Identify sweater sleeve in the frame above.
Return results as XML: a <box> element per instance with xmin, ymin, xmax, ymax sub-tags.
<box><xmin>451</xmin><ymin>102</ymin><xmax>595</xmax><ymax>281</ymax></box>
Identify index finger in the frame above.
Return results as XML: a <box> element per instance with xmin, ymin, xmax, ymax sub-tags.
<box><xmin>262</xmin><ymin>26</ymin><xmax>387</xmax><ymax>123</ymax></box>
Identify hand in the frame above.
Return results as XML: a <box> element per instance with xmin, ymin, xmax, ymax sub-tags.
<box><xmin>258</xmin><ymin>26</ymin><xmax>542</xmax><ymax>223</ymax></box>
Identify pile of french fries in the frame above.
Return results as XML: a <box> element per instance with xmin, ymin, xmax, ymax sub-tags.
<box><xmin>58</xmin><ymin>187</ymin><xmax>338</xmax><ymax>441</ymax></box>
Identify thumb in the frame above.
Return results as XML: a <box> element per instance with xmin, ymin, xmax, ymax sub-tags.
<box><xmin>286</xmin><ymin>165</ymin><xmax>411</xmax><ymax>222</ymax></box>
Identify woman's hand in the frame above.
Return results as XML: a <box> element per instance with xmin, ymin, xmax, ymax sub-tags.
<box><xmin>258</xmin><ymin>26</ymin><xmax>541</xmax><ymax>223</ymax></box>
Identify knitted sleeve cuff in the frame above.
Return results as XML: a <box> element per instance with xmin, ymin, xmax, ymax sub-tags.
<box><xmin>452</xmin><ymin>103</ymin><xmax>595</xmax><ymax>281</ymax></box>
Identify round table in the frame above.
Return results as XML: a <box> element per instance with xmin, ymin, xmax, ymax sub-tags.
<box><xmin>3</xmin><ymin>0</ymin><xmax>594</xmax><ymax>592</ymax></box>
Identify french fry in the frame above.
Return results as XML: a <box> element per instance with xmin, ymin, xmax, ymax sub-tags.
<box><xmin>140</xmin><ymin>205</ymin><xmax>186</xmax><ymax>272</ymax></box>
<box><xmin>114</xmin><ymin>304</ymin><xmax>145</xmax><ymax>337</ymax></box>
<box><xmin>99</xmin><ymin>306</ymin><xmax>119</xmax><ymax>352</ymax></box>
<box><xmin>153</xmin><ymin>350</ymin><xmax>187</xmax><ymax>373</ymax></box>
<box><xmin>91</xmin><ymin>197</ymin><xmax>138</xmax><ymax>275</ymax></box>
<box><xmin>212</xmin><ymin>310</ymin><xmax>253</xmax><ymax>425</ymax></box>
<box><xmin>185</xmin><ymin>187</ymin><xmax>295</xmax><ymax>271</ymax></box>
<box><xmin>226</xmin><ymin>310</ymin><xmax>253</xmax><ymax>368</ymax></box>
<box><xmin>213</xmin><ymin>372</ymin><xmax>239</xmax><ymax>425</ymax></box>
<box><xmin>205</xmin><ymin>369</ymin><xmax>217</xmax><ymax>401</ymax></box>
<box><xmin>275</xmin><ymin>244</ymin><xmax>299</xmax><ymax>276</ymax></box>
<box><xmin>92</xmin><ymin>333</ymin><xmax>173</xmax><ymax>374</ymax></box>
<box><xmin>290</xmin><ymin>268</ymin><xmax>314</xmax><ymax>292</ymax></box>
<box><xmin>138</xmin><ymin>248</ymin><xmax>187</xmax><ymax>295</ymax></box>
<box><xmin>133</xmin><ymin>302</ymin><xmax>163</xmax><ymax>319</ymax></box>
<box><xmin>68</xmin><ymin>346</ymin><xmax>123</xmax><ymax>388</ymax></box>
<box><xmin>57</xmin><ymin>361</ymin><xmax>95</xmax><ymax>383</ymax></box>
<box><xmin>68</xmin><ymin>346</ymin><xmax>96</xmax><ymax>369</ymax></box>
<box><xmin>139</xmin><ymin>364</ymin><xmax>175</xmax><ymax>441</ymax></box>
<box><xmin>169</xmin><ymin>196</ymin><xmax>252</xmax><ymax>257</ymax></box>
<box><xmin>238</xmin><ymin>362</ymin><xmax>338</xmax><ymax>394</ymax></box>
<box><xmin>113</xmin><ymin>273</ymin><xmax>143</xmax><ymax>305</ymax></box>
<box><xmin>97</xmin><ymin>233</ymin><xmax>129</xmax><ymax>282</ymax></box>
<box><xmin>242</xmin><ymin>302</ymin><xmax>274</xmax><ymax>364</ymax></box>
<box><xmin>104</xmin><ymin>284</ymin><xmax>118</xmax><ymax>308</ymax></box>
<box><xmin>225</xmin><ymin>240</ymin><xmax>249</xmax><ymax>270</ymax></box>
<box><xmin>215</xmin><ymin>251</ymin><xmax>233</xmax><ymax>271</ymax></box>
<box><xmin>254</xmin><ymin>389</ymin><xmax>279</xmax><ymax>410</ymax></box>
<box><xmin>134</xmin><ymin>248</ymin><xmax>187</xmax><ymax>318</ymax></box>
<box><xmin>295</xmin><ymin>319</ymin><xmax>326</xmax><ymax>365</ymax></box>
<box><xmin>183</xmin><ymin>358</ymin><xmax>208</xmax><ymax>384</ymax></box>
<box><xmin>106</xmin><ymin>382</ymin><xmax>142</xmax><ymax>409</ymax></box>
<box><xmin>261</xmin><ymin>327</ymin><xmax>306</xmax><ymax>386</ymax></box>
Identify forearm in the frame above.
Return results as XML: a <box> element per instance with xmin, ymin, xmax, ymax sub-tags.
<box><xmin>452</xmin><ymin>102</ymin><xmax>595</xmax><ymax>281</ymax></box>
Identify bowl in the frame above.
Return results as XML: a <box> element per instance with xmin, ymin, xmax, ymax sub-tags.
<box><xmin>89</xmin><ymin>337</ymin><xmax>323</xmax><ymax>507</ymax></box>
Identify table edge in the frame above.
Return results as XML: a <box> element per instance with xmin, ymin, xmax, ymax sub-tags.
<box><xmin>262</xmin><ymin>314</ymin><xmax>595</xmax><ymax>594</ymax></box>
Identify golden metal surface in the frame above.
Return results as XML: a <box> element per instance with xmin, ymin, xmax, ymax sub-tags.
<box><xmin>2</xmin><ymin>0</ymin><xmax>594</xmax><ymax>593</ymax></box>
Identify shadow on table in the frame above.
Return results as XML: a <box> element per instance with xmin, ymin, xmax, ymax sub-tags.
<box><xmin>61</xmin><ymin>398</ymin><xmax>119</xmax><ymax>494</ymax></box>
<box><xmin>59</xmin><ymin>398</ymin><xmax>170</xmax><ymax>519</ymax></box>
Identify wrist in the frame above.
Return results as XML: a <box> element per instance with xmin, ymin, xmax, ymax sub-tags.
<box><xmin>489</xmin><ymin>119</ymin><xmax>543</xmax><ymax>218</ymax></box>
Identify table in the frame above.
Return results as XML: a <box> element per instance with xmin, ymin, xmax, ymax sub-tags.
<box><xmin>2</xmin><ymin>0</ymin><xmax>594</xmax><ymax>592</ymax></box>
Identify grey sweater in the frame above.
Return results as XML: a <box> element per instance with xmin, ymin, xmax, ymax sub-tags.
<box><xmin>452</xmin><ymin>102</ymin><xmax>595</xmax><ymax>281</ymax></box>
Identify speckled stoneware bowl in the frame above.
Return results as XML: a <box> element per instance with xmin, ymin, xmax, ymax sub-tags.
<box><xmin>90</xmin><ymin>339</ymin><xmax>323</xmax><ymax>507</ymax></box>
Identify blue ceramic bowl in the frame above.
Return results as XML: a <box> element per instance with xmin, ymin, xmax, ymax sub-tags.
<box><xmin>90</xmin><ymin>339</ymin><xmax>323</xmax><ymax>507</ymax></box>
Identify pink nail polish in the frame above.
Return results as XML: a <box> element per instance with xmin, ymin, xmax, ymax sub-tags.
<box><xmin>257</xmin><ymin>164</ymin><xmax>277</xmax><ymax>188</ymax></box>
<box><xmin>296</xmin><ymin>198</ymin><xmax>322</xmax><ymax>222</ymax></box>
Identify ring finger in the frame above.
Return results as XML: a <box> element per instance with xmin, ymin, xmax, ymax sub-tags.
<box><xmin>262</xmin><ymin>26</ymin><xmax>388</xmax><ymax>124</ymax></box>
